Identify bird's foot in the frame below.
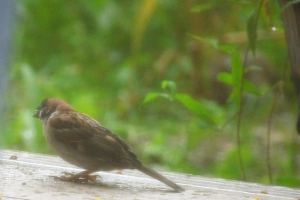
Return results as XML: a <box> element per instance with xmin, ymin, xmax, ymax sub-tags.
<box><xmin>50</xmin><ymin>171</ymin><xmax>102</xmax><ymax>183</ymax></box>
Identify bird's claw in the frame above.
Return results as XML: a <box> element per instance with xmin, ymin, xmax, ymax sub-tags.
<box><xmin>50</xmin><ymin>172</ymin><xmax>102</xmax><ymax>183</ymax></box>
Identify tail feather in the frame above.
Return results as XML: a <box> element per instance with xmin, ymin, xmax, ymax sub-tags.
<box><xmin>136</xmin><ymin>164</ymin><xmax>184</xmax><ymax>192</ymax></box>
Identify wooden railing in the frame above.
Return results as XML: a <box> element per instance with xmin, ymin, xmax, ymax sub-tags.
<box><xmin>0</xmin><ymin>149</ymin><xmax>299</xmax><ymax>200</ymax></box>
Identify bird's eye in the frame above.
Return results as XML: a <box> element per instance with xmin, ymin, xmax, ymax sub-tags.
<box><xmin>40</xmin><ymin>108</ymin><xmax>50</xmax><ymax>118</ymax></box>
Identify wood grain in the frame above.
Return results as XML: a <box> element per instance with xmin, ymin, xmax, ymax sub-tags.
<box><xmin>0</xmin><ymin>149</ymin><xmax>299</xmax><ymax>200</ymax></box>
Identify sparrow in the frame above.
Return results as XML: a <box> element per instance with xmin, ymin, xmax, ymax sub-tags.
<box><xmin>34</xmin><ymin>98</ymin><xmax>184</xmax><ymax>192</ymax></box>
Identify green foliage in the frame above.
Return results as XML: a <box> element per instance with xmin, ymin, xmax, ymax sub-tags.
<box><xmin>246</xmin><ymin>0</ymin><xmax>264</xmax><ymax>55</ymax></box>
<box><xmin>218</xmin><ymin>72</ymin><xmax>262</xmax><ymax>95</ymax></box>
<box><xmin>2</xmin><ymin>0</ymin><xmax>300</xmax><ymax>189</ymax></box>
<box><xmin>190</xmin><ymin>2</ymin><xmax>216</xmax><ymax>13</ymax></box>
<box><xmin>144</xmin><ymin>80</ymin><xmax>226</xmax><ymax>127</ymax></box>
<box><xmin>216</xmin><ymin>146</ymin><xmax>254</xmax><ymax>180</ymax></box>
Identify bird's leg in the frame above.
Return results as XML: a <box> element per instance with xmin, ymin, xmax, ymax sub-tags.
<box><xmin>51</xmin><ymin>170</ymin><xmax>101</xmax><ymax>183</ymax></box>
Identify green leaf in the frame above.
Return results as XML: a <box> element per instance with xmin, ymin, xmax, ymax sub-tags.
<box><xmin>190</xmin><ymin>2</ymin><xmax>215</xmax><ymax>13</ymax></box>
<box><xmin>175</xmin><ymin>93</ymin><xmax>221</xmax><ymax>125</ymax></box>
<box><xmin>243</xmin><ymin>81</ymin><xmax>261</xmax><ymax>95</ymax></box>
<box><xmin>216</xmin><ymin>47</ymin><xmax>245</xmax><ymax>102</ymax></box>
<box><xmin>231</xmin><ymin>49</ymin><xmax>244</xmax><ymax>104</ymax></box>
<box><xmin>247</xmin><ymin>0</ymin><xmax>265</xmax><ymax>55</ymax></box>
<box><xmin>143</xmin><ymin>93</ymin><xmax>161</xmax><ymax>104</ymax></box>
<box><xmin>218</xmin><ymin>72</ymin><xmax>262</xmax><ymax>95</ymax></box>
<box><xmin>161</xmin><ymin>80</ymin><xmax>177</xmax><ymax>94</ymax></box>
<box><xmin>190</xmin><ymin>35</ymin><xmax>219</xmax><ymax>49</ymax></box>
<box><xmin>143</xmin><ymin>92</ymin><xmax>171</xmax><ymax>104</ymax></box>
<box><xmin>218</xmin><ymin>45</ymin><xmax>236</xmax><ymax>54</ymax></box>
<box><xmin>217</xmin><ymin>72</ymin><xmax>232</xmax><ymax>85</ymax></box>
<box><xmin>247</xmin><ymin>9</ymin><xmax>258</xmax><ymax>55</ymax></box>
<box><xmin>175</xmin><ymin>93</ymin><xmax>206</xmax><ymax>118</ymax></box>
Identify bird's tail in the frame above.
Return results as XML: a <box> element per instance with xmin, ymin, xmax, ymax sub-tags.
<box><xmin>136</xmin><ymin>164</ymin><xmax>184</xmax><ymax>192</ymax></box>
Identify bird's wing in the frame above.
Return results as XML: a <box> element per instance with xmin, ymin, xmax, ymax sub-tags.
<box><xmin>48</xmin><ymin>111</ymin><xmax>139</xmax><ymax>167</ymax></box>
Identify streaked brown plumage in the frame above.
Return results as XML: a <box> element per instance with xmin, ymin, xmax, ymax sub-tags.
<box><xmin>34</xmin><ymin>98</ymin><xmax>184</xmax><ymax>192</ymax></box>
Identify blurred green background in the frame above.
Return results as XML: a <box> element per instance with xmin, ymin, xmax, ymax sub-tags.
<box><xmin>1</xmin><ymin>0</ymin><xmax>300</xmax><ymax>188</ymax></box>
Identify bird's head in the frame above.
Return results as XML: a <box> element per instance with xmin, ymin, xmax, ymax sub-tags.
<box><xmin>33</xmin><ymin>98</ymin><xmax>74</xmax><ymax>120</ymax></box>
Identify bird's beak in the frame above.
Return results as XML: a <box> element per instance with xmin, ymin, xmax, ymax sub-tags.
<box><xmin>33</xmin><ymin>106</ymin><xmax>41</xmax><ymax>118</ymax></box>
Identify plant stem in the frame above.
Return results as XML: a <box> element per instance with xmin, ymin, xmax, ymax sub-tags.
<box><xmin>266</xmin><ymin>82</ymin><xmax>281</xmax><ymax>183</ymax></box>
<box><xmin>236</xmin><ymin>48</ymin><xmax>248</xmax><ymax>181</ymax></box>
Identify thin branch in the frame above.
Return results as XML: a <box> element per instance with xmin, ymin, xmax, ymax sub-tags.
<box><xmin>236</xmin><ymin>45</ymin><xmax>250</xmax><ymax>181</ymax></box>
<box><xmin>265</xmin><ymin>83</ymin><xmax>281</xmax><ymax>184</ymax></box>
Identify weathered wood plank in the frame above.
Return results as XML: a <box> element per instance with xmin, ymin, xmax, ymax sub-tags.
<box><xmin>0</xmin><ymin>149</ymin><xmax>299</xmax><ymax>200</ymax></box>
